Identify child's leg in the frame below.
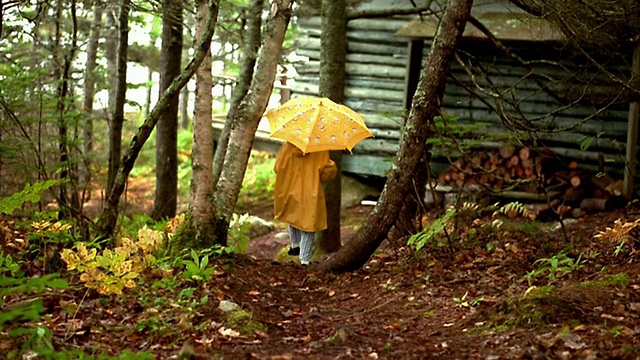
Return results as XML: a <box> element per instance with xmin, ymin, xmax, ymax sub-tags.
<box><xmin>288</xmin><ymin>225</ymin><xmax>301</xmax><ymax>248</ymax></box>
<box><xmin>299</xmin><ymin>230</ymin><xmax>315</xmax><ymax>264</ymax></box>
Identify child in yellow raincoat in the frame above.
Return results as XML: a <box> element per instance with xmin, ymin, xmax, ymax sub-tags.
<box><xmin>273</xmin><ymin>142</ymin><xmax>337</xmax><ymax>265</ymax></box>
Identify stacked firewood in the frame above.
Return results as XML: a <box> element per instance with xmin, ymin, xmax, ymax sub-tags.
<box><xmin>437</xmin><ymin>145</ymin><xmax>540</xmax><ymax>191</ymax></box>
<box><xmin>437</xmin><ymin>146</ymin><xmax>626</xmax><ymax>220</ymax></box>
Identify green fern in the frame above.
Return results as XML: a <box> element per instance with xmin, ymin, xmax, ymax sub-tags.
<box><xmin>408</xmin><ymin>208</ymin><xmax>456</xmax><ymax>251</ymax></box>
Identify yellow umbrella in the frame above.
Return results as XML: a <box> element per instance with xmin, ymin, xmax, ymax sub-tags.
<box><xmin>265</xmin><ymin>97</ymin><xmax>373</xmax><ymax>153</ymax></box>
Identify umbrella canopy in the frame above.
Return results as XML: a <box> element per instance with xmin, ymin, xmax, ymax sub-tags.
<box><xmin>265</xmin><ymin>97</ymin><xmax>373</xmax><ymax>153</ymax></box>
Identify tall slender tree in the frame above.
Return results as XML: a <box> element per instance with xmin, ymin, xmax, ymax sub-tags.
<box><xmin>211</xmin><ymin>0</ymin><xmax>294</xmax><ymax>244</ymax></box>
<box><xmin>106</xmin><ymin>0</ymin><xmax>129</xmax><ymax>195</ymax></box>
<box><xmin>211</xmin><ymin>0</ymin><xmax>264</xmax><ymax>186</ymax></box>
<box><xmin>152</xmin><ymin>0</ymin><xmax>184</xmax><ymax>220</ymax></box>
<box><xmin>318</xmin><ymin>0</ymin><xmax>474</xmax><ymax>272</ymax></box>
<box><xmin>82</xmin><ymin>1</ymin><xmax>103</xmax><ymax>197</ymax></box>
<box><xmin>98</xmin><ymin>0</ymin><xmax>220</xmax><ymax>239</ymax></box>
<box><xmin>189</xmin><ymin>0</ymin><xmax>220</xmax><ymax>247</ymax></box>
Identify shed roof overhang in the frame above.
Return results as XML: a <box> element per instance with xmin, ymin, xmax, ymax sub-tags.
<box><xmin>395</xmin><ymin>12</ymin><xmax>563</xmax><ymax>41</ymax></box>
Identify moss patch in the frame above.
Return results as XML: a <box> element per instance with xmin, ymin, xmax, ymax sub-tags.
<box><xmin>223</xmin><ymin>309</ymin><xmax>268</xmax><ymax>336</ymax></box>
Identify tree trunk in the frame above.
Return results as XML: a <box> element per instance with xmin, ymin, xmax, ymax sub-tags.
<box><xmin>106</xmin><ymin>0</ymin><xmax>129</xmax><ymax>195</ymax></box>
<box><xmin>212</xmin><ymin>0</ymin><xmax>293</xmax><ymax>244</ymax></box>
<box><xmin>152</xmin><ymin>0</ymin><xmax>183</xmax><ymax>221</ymax></box>
<box><xmin>105</xmin><ymin>8</ymin><xmax>118</xmax><ymax>117</ymax></box>
<box><xmin>54</xmin><ymin>0</ymin><xmax>80</xmax><ymax>220</ymax></box>
<box><xmin>211</xmin><ymin>0</ymin><xmax>263</xmax><ymax>186</ymax></box>
<box><xmin>317</xmin><ymin>0</ymin><xmax>347</xmax><ymax>253</ymax></box>
<box><xmin>317</xmin><ymin>0</ymin><xmax>474</xmax><ymax>272</ymax></box>
<box><xmin>188</xmin><ymin>0</ymin><xmax>219</xmax><ymax>248</ymax></box>
<box><xmin>180</xmin><ymin>86</ymin><xmax>189</xmax><ymax>129</ymax></box>
<box><xmin>97</xmin><ymin>0</ymin><xmax>220</xmax><ymax>239</ymax></box>
<box><xmin>82</xmin><ymin>2</ymin><xmax>103</xmax><ymax>199</ymax></box>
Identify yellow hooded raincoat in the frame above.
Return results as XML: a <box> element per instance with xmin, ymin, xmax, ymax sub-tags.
<box><xmin>273</xmin><ymin>142</ymin><xmax>337</xmax><ymax>232</ymax></box>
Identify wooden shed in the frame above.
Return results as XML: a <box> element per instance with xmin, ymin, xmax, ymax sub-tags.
<box><xmin>287</xmin><ymin>0</ymin><xmax>633</xmax><ymax>182</ymax></box>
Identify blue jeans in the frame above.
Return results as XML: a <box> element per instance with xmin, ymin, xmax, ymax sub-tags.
<box><xmin>288</xmin><ymin>225</ymin><xmax>315</xmax><ymax>263</ymax></box>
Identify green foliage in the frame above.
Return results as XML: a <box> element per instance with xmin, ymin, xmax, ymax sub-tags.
<box><xmin>0</xmin><ymin>179</ymin><xmax>60</xmax><ymax>215</ymax></box>
<box><xmin>453</xmin><ymin>291</ymin><xmax>485</xmax><ymax>308</ymax></box>
<box><xmin>60</xmin><ymin>227</ymin><xmax>164</xmax><ymax>295</ymax></box>
<box><xmin>227</xmin><ymin>213</ymin><xmax>251</xmax><ymax>254</ymax></box>
<box><xmin>0</xmin><ymin>253</ymin><xmax>24</xmax><ymax>277</ymax></box>
<box><xmin>525</xmin><ymin>250</ymin><xmax>584</xmax><ymax>284</ymax></box>
<box><xmin>0</xmin><ymin>272</ymin><xmax>68</xmax><ymax>355</ymax></box>
<box><xmin>181</xmin><ymin>249</ymin><xmax>215</xmax><ymax>282</ymax></box>
<box><xmin>407</xmin><ymin>208</ymin><xmax>456</xmax><ymax>251</ymax></box>
<box><xmin>239</xmin><ymin>152</ymin><xmax>276</xmax><ymax>206</ymax></box>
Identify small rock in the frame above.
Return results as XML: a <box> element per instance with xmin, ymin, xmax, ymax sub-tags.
<box><xmin>218</xmin><ymin>300</ymin><xmax>240</xmax><ymax>313</ymax></box>
<box><xmin>275</xmin><ymin>231</ymin><xmax>290</xmax><ymax>240</ymax></box>
<box><xmin>247</xmin><ymin>216</ymin><xmax>275</xmax><ymax>238</ymax></box>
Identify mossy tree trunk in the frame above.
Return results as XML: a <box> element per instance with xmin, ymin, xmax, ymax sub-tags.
<box><xmin>317</xmin><ymin>0</ymin><xmax>474</xmax><ymax>272</ymax></box>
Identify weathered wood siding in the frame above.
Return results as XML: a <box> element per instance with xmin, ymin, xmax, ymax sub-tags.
<box><xmin>290</xmin><ymin>16</ymin><xmax>630</xmax><ymax>177</ymax></box>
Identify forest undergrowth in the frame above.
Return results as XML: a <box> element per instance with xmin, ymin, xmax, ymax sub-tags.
<box><xmin>1</xmin><ymin>160</ymin><xmax>640</xmax><ymax>359</ymax></box>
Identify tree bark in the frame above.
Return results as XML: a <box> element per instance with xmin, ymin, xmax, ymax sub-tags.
<box><xmin>180</xmin><ymin>86</ymin><xmax>189</xmax><ymax>129</ymax></box>
<box><xmin>189</xmin><ymin>0</ymin><xmax>219</xmax><ymax>248</ymax></box>
<box><xmin>212</xmin><ymin>0</ymin><xmax>293</xmax><ymax>244</ymax></box>
<box><xmin>152</xmin><ymin>0</ymin><xmax>183</xmax><ymax>221</ymax></box>
<box><xmin>82</xmin><ymin>2</ymin><xmax>103</xmax><ymax>199</ymax></box>
<box><xmin>54</xmin><ymin>0</ymin><xmax>80</xmax><ymax>220</ymax></box>
<box><xmin>317</xmin><ymin>0</ymin><xmax>474</xmax><ymax>272</ymax></box>
<box><xmin>106</xmin><ymin>0</ymin><xmax>129</xmax><ymax>195</ymax></box>
<box><xmin>212</xmin><ymin>0</ymin><xmax>264</xmax><ymax>186</ymax></box>
<box><xmin>97</xmin><ymin>0</ymin><xmax>220</xmax><ymax>239</ymax></box>
<box><xmin>317</xmin><ymin>0</ymin><xmax>347</xmax><ymax>253</ymax></box>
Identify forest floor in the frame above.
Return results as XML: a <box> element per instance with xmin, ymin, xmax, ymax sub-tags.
<box><xmin>2</xmin><ymin>187</ymin><xmax>640</xmax><ymax>359</ymax></box>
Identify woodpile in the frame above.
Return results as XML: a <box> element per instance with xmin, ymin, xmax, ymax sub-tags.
<box><xmin>437</xmin><ymin>146</ymin><xmax>626</xmax><ymax>220</ymax></box>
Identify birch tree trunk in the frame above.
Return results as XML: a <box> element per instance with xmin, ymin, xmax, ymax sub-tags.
<box><xmin>317</xmin><ymin>0</ymin><xmax>474</xmax><ymax>272</ymax></box>
<box><xmin>98</xmin><ymin>0</ymin><xmax>220</xmax><ymax>239</ymax></box>
<box><xmin>106</xmin><ymin>0</ymin><xmax>129</xmax><ymax>195</ymax></box>
<box><xmin>189</xmin><ymin>0</ymin><xmax>220</xmax><ymax>248</ymax></box>
<box><xmin>317</xmin><ymin>0</ymin><xmax>347</xmax><ymax>254</ymax></box>
<box><xmin>152</xmin><ymin>0</ymin><xmax>183</xmax><ymax>221</ymax></box>
<box><xmin>211</xmin><ymin>0</ymin><xmax>263</xmax><ymax>186</ymax></box>
<box><xmin>212</xmin><ymin>0</ymin><xmax>293</xmax><ymax>243</ymax></box>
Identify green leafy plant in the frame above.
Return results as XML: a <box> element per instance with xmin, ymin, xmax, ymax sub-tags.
<box><xmin>0</xmin><ymin>253</ymin><xmax>23</xmax><ymax>277</ymax></box>
<box><xmin>453</xmin><ymin>291</ymin><xmax>484</xmax><ymax>308</ymax></box>
<box><xmin>407</xmin><ymin>208</ymin><xmax>456</xmax><ymax>251</ymax></box>
<box><xmin>0</xmin><ymin>179</ymin><xmax>60</xmax><ymax>215</ymax></box>
<box><xmin>181</xmin><ymin>249</ymin><xmax>215</xmax><ymax>282</ymax></box>
<box><xmin>525</xmin><ymin>250</ymin><xmax>584</xmax><ymax>284</ymax></box>
<box><xmin>60</xmin><ymin>226</ymin><xmax>164</xmax><ymax>295</ymax></box>
<box><xmin>227</xmin><ymin>213</ymin><xmax>251</xmax><ymax>254</ymax></box>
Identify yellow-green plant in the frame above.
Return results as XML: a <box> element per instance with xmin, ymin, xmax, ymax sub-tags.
<box><xmin>60</xmin><ymin>226</ymin><xmax>163</xmax><ymax>295</ymax></box>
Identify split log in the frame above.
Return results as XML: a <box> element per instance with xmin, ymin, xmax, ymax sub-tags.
<box><xmin>499</xmin><ymin>145</ymin><xmax>515</xmax><ymax>159</ymax></box>
<box><xmin>518</xmin><ymin>147</ymin><xmax>530</xmax><ymax>161</ymax></box>
<box><xmin>580</xmin><ymin>198</ymin><xmax>611</xmax><ymax>213</ymax></box>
